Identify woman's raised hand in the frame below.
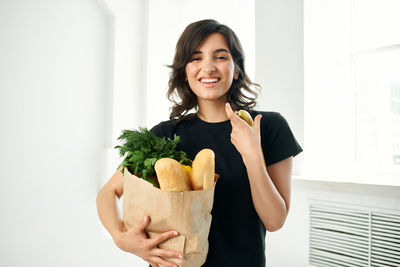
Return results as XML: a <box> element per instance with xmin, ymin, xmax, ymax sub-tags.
<box><xmin>225</xmin><ymin>103</ymin><xmax>263</xmax><ymax>161</ymax></box>
<box><xmin>113</xmin><ymin>215</ymin><xmax>183</xmax><ymax>267</ymax></box>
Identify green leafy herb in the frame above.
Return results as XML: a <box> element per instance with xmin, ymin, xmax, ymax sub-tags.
<box><xmin>115</xmin><ymin>128</ymin><xmax>192</xmax><ymax>188</ymax></box>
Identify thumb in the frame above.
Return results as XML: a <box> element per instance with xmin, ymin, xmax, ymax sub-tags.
<box><xmin>128</xmin><ymin>215</ymin><xmax>150</xmax><ymax>236</ymax></box>
<box><xmin>254</xmin><ymin>114</ymin><xmax>262</xmax><ymax>131</ymax></box>
<box><xmin>140</xmin><ymin>215</ymin><xmax>151</xmax><ymax>230</ymax></box>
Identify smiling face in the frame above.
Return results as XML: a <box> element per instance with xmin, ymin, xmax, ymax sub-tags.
<box><xmin>185</xmin><ymin>33</ymin><xmax>238</xmax><ymax>105</ymax></box>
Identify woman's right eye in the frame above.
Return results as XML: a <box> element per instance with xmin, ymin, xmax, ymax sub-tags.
<box><xmin>191</xmin><ymin>57</ymin><xmax>201</xmax><ymax>61</ymax></box>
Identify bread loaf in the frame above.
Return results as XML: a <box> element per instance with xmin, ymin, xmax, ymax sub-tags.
<box><xmin>154</xmin><ymin>158</ymin><xmax>191</xmax><ymax>192</ymax></box>
<box><xmin>190</xmin><ymin>149</ymin><xmax>215</xmax><ymax>190</ymax></box>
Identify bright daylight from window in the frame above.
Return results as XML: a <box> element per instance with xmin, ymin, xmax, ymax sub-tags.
<box><xmin>304</xmin><ymin>0</ymin><xmax>400</xmax><ymax>185</ymax></box>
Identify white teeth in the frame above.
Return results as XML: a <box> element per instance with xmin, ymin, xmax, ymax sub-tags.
<box><xmin>200</xmin><ymin>78</ymin><xmax>219</xmax><ymax>83</ymax></box>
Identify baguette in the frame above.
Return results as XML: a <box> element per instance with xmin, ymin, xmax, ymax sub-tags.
<box><xmin>190</xmin><ymin>149</ymin><xmax>215</xmax><ymax>190</ymax></box>
<box><xmin>154</xmin><ymin>158</ymin><xmax>191</xmax><ymax>192</ymax></box>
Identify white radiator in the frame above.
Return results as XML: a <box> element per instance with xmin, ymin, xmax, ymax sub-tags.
<box><xmin>309</xmin><ymin>201</ymin><xmax>400</xmax><ymax>267</ymax></box>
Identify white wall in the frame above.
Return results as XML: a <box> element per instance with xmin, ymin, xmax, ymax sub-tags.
<box><xmin>255</xmin><ymin>0</ymin><xmax>304</xmax><ymax>175</ymax></box>
<box><xmin>0</xmin><ymin>0</ymin><xmax>141</xmax><ymax>266</ymax></box>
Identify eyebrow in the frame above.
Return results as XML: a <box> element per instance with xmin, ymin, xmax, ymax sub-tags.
<box><xmin>192</xmin><ymin>48</ymin><xmax>230</xmax><ymax>55</ymax></box>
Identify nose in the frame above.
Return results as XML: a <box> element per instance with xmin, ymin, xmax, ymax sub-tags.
<box><xmin>202</xmin><ymin>57</ymin><xmax>216</xmax><ymax>73</ymax></box>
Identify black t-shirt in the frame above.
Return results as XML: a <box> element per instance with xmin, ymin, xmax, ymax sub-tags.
<box><xmin>150</xmin><ymin>110</ymin><xmax>302</xmax><ymax>267</ymax></box>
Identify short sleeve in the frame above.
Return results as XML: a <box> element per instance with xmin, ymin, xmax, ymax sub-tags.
<box><xmin>257</xmin><ymin>111</ymin><xmax>303</xmax><ymax>166</ymax></box>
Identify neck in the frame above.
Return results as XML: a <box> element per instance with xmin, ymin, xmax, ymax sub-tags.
<box><xmin>197</xmin><ymin>99</ymin><xmax>232</xmax><ymax>123</ymax></box>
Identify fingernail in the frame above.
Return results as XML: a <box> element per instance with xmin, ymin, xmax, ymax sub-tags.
<box><xmin>178</xmin><ymin>254</ymin><xmax>183</xmax><ymax>259</ymax></box>
<box><xmin>173</xmin><ymin>231</ymin><xmax>178</xmax><ymax>236</ymax></box>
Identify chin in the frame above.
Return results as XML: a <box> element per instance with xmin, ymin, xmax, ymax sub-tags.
<box><xmin>201</xmin><ymin>95</ymin><xmax>227</xmax><ymax>102</ymax></box>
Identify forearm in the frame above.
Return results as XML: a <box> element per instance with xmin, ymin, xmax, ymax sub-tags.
<box><xmin>96</xmin><ymin>188</ymin><xmax>126</xmax><ymax>239</ymax></box>
<box><xmin>96</xmin><ymin>185</ymin><xmax>184</xmax><ymax>266</ymax></box>
<box><xmin>243</xmin><ymin>152</ymin><xmax>288</xmax><ymax>231</ymax></box>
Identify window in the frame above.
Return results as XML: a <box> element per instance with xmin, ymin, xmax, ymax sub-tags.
<box><xmin>354</xmin><ymin>47</ymin><xmax>400</xmax><ymax>176</ymax></box>
<box><xmin>304</xmin><ymin>0</ymin><xmax>400</xmax><ymax>184</ymax></box>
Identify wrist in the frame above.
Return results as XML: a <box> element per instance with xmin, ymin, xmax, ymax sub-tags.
<box><xmin>112</xmin><ymin>230</ymin><xmax>128</xmax><ymax>252</ymax></box>
<box><xmin>242</xmin><ymin>149</ymin><xmax>264</xmax><ymax>167</ymax></box>
<box><xmin>111</xmin><ymin>224</ymin><xmax>126</xmax><ymax>243</ymax></box>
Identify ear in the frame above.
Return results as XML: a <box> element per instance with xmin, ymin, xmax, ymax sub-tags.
<box><xmin>234</xmin><ymin>71</ymin><xmax>239</xmax><ymax>80</ymax></box>
<box><xmin>233</xmin><ymin>66</ymin><xmax>239</xmax><ymax>80</ymax></box>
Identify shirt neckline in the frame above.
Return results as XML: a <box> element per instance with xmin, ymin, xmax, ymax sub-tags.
<box><xmin>193</xmin><ymin>114</ymin><xmax>231</xmax><ymax>127</ymax></box>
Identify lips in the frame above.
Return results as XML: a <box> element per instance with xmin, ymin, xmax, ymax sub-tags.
<box><xmin>199</xmin><ymin>77</ymin><xmax>220</xmax><ymax>84</ymax></box>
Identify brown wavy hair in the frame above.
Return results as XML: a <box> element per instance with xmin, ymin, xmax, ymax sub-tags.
<box><xmin>167</xmin><ymin>19</ymin><xmax>260</xmax><ymax>121</ymax></box>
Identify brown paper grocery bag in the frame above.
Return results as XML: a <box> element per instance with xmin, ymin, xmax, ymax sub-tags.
<box><xmin>122</xmin><ymin>168</ymin><xmax>216</xmax><ymax>267</ymax></box>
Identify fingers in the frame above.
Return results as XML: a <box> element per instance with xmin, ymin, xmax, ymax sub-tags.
<box><xmin>225</xmin><ymin>102</ymin><xmax>239</xmax><ymax>123</ymax></box>
<box><xmin>147</xmin><ymin>230</ymin><xmax>179</xmax><ymax>248</ymax></box>
<box><xmin>146</xmin><ymin>231</ymin><xmax>183</xmax><ymax>266</ymax></box>
<box><xmin>225</xmin><ymin>103</ymin><xmax>247</xmax><ymax>127</ymax></box>
<box><xmin>225</xmin><ymin>102</ymin><xmax>262</xmax><ymax>131</ymax></box>
<box><xmin>225</xmin><ymin>102</ymin><xmax>235</xmax><ymax>118</ymax></box>
<box><xmin>146</xmin><ymin>244</ymin><xmax>182</xmax><ymax>267</ymax></box>
<box><xmin>148</xmin><ymin>256</ymin><xmax>178</xmax><ymax>267</ymax></box>
<box><xmin>254</xmin><ymin>114</ymin><xmax>262</xmax><ymax>131</ymax></box>
<box><xmin>154</xmin><ymin>248</ymin><xmax>184</xmax><ymax>260</ymax></box>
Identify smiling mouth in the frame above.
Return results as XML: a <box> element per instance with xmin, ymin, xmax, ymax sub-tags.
<box><xmin>199</xmin><ymin>78</ymin><xmax>220</xmax><ymax>84</ymax></box>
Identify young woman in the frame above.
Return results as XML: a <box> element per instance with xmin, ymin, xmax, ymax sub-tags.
<box><xmin>97</xmin><ymin>19</ymin><xmax>302</xmax><ymax>267</ymax></box>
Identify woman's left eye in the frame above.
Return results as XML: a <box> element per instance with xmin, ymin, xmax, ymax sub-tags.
<box><xmin>216</xmin><ymin>56</ymin><xmax>227</xmax><ymax>60</ymax></box>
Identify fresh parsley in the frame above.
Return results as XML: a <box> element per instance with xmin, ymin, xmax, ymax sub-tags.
<box><xmin>115</xmin><ymin>128</ymin><xmax>192</xmax><ymax>188</ymax></box>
